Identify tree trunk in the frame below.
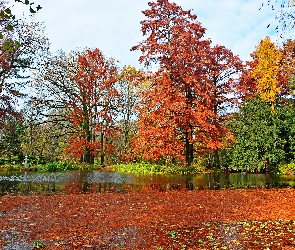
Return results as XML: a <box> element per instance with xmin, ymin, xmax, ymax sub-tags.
<box><xmin>185</xmin><ymin>131</ymin><xmax>193</xmax><ymax>166</ymax></box>
<box><xmin>100</xmin><ymin>131</ymin><xmax>104</xmax><ymax>165</ymax></box>
<box><xmin>213</xmin><ymin>149</ymin><xmax>220</xmax><ymax>168</ymax></box>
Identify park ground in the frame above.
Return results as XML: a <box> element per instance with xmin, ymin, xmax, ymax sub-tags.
<box><xmin>1</xmin><ymin>188</ymin><xmax>295</xmax><ymax>249</ymax></box>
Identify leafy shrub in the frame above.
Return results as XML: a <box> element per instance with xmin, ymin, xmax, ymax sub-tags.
<box><xmin>278</xmin><ymin>163</ymin><xmax>295</xmax><ymax>175</ymax></box>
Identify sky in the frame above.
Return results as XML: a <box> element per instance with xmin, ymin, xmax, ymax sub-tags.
<box><xmin>11</xmin><ymin>0</ymin><xmax>281</xmax><ymax>69</ymax></box>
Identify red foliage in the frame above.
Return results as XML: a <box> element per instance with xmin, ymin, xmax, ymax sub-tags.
<box><xmin>66</xmin><ymin>49</ymin><xmax>120</xmax><ymax>163</ymax></box>
<box><xmin>205</xmin><ymin>45</ymin><xmax>243</xmax><ymax>116</ymax></box>
<box><xmin>131</xmin><ymin>0</ymin><xmax>241</xmax><ymax>164</ymax></box>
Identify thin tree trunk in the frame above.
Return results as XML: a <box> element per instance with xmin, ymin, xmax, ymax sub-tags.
<box><xmin>100</xmin><ymin>131</ymin><xmax>104</xmax><ymax>165</ymax></box>
<box><xmin>185</xmin><ymin>131</ymin><xmax>192</xmax><ymax>166</ymax></box>
<box><xmin>213</xmin><ymin>149</ymin><xmax>220</xmax><ymax>168</ymax></box>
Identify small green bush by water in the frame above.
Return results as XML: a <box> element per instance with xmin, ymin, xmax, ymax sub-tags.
<box><xmin>278</xmin><ymin>163</ymin><xmax>295</xmax><ymax>175</ymax></box>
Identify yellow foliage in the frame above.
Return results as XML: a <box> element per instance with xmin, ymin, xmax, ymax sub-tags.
<box><xmin>119</xmin><ymin>65</ymin><xmax>152</xmax><ymax>91</ymax></box>
<box><xmin>252</xmin><ymin>36</ymin><xmax>282</xmax><ymax>104</ymax></box>
<box><xmin>118</xmin><ymin>65</ymin><xmax>144</xmax><ymax>81</ymax></box>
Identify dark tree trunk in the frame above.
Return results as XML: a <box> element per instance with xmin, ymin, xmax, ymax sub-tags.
<box><xmin>185</xmin><ymin>131</ymin><xmax>193</xmax><ymax>166</ymax></box>
<box><xmin>100</xmin><ymin>131</ymin><xmax>104</xmax><ymax>165</ymax></box>
<box><xmin>213</xmin><ymin>149</ymin><xmax>220</xmax><ymax>168</ymax></box>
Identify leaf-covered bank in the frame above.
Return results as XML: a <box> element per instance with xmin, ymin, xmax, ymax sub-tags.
<box><xmin>1</xmin><ymin>188</ymin><xmax>295</xmax><ymax>249</ymax></box>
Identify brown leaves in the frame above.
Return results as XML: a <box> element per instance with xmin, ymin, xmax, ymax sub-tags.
<box><xmin>1</xmin><ymin>189</ymin><xmax>295</xmax><ymax>249</ymax></box>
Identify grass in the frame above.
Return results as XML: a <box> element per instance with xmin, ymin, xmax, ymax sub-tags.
<box><xmin>0</xmin><ymin>161</ymin><xmax>103</xmax><ymax>172</ymax></box>
<box><xmin>0</xmin><ymin>160</ymin><xmax>207</xmax><ymax>175</ymax></box>
<box><xmin>110</xmin><ymin>162</ymin><xmax>208</xmax><ymax>175</ymax></box>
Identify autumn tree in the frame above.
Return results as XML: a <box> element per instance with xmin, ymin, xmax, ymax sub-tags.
<box><xmin>33</xmin><ymin>50</ymin><xmax>88</xmax><ymax>163</ymax></box>
<box><xmin>240</xmin><ymin>36</ymin><xmax>295</xmax><ymax>104</ymax></box>
<box><xmin>66</xmin><ymin>49</ymin><xmax>120</xmax><ymax>164</ymax></box>
<box><xmin>116</xmin><ymin>66</ymin><xmax>146</xmax><ymax>158</ymax></box>
<box><xmin>131</xmin><ymin>0</ymin><xmax>226</xmax><ymax>166</ymax></box>
<box><xmin>204</xmin><ymin>45</ymin><xmax>243</xmax><ymax>167</ymax></box>
<box><xmin>251</xmin><ymin>36</ymin><xmax>283</xmax><ymax>105</ymax></box>
<box><xmin>0</xmin><ymin>5</ymin><xmax>49</xmax><ymax>161</ymax></box>
<box><xmin>34</xmin><ymin>49</ymin><xmax>120</xmax><ymax>164</ymax></box>
<box><xmin>0</xmin><ymin>8</ymin><xmax>49</xmax><ymax>122</ymax></box>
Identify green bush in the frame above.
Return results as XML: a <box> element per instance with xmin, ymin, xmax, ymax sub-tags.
<box><xmin>278</xmin><ymin>163</ymin><xmax>295</xmax><ymax>175</ymax></box>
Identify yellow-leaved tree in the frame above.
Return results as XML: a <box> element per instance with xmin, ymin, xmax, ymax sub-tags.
<box><xmin>252</xmin><ymin>36</ymin><xmax>282</xmax><ymax>104</ymax></box>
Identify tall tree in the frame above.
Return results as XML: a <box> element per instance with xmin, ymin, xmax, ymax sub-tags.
<box><xmin>0</xmin><ymin>8</ymin><xmax>49</xmax><ymax>142</ymax></box>
<box><xmin>252</xmin><ymin>36</ymin><xmax>283</xmax><ymax>105</ymax></box>
<box><xmin>240</xmin><ymin>36</ymin><xmax>295</xmax><ymax>103</ymax></box>
<box><xmin>228</xmin><ymin>97</ymin><xmax>295</xmax><ymax>172</ymax></box>
<box><xmin>116</xmin><ymin>66</ymin><xmax>145</xmax><ymax>157</ymax></box>
<box><xmin>53</xmin><ymin>49</ymin><xmax>120</xmax><ymax>164</ymax></box>
<box><xmin>131</xmin><ymin>0</ymin><xmax>226</xmax><ymax>166</ymax></box>
<box><xmin>205</xmin><ymin>45</ymin><xmax>243</xmax><ymax>167</ymax></box>
<box><xmin>33</xmin><ymin>50</ymin><xmax>88</xmax><ymax>163</ymax></box>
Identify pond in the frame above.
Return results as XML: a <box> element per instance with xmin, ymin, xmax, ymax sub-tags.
<box><xmin>1</xmin><ymin>171</ymin><xmax>295</xmax><ymax>195</ymax></box>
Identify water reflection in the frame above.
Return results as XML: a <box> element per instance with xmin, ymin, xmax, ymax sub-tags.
<box><xmin>0</xmin><ymin>171</ymin><xmax>295</xmax><ymax>195</ymax></box>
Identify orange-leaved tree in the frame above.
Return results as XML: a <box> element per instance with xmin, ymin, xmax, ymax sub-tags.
<box><xmin>66</xmin><ymin>49</ymin><xmax>120</xmax><ymax>164</ymax></box>
<box><xmin>204</xmin><ymin>45</ymin><xmax>243</xmax><ymax>167</ymax></box>
<box><xmin>131</xmin><ymin>0</ymin><xmax>227</xmax><ymax>166</ymax></box>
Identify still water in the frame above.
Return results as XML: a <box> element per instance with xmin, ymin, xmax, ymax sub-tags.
<box><xmin>1</xmin><ymin>171</ymin><xmax>295</xmax><ymax>195</ymax></box>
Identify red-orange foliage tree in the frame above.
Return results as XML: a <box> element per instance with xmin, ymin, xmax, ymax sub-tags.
<box><xmin>66</xmin><ymin>49</ymin><xmax>120</xmax><ymax>164</ymax></box>
<box><xmin>205</xmin><ymin>45</ymin><xmax>243</xmax><ymax>167</ymax></box>
<box><xmin>131</xmin><ymin>0</ymin><xmax>231</xmax><ymax>166</ymax></box>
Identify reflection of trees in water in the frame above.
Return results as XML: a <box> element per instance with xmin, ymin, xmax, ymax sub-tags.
<box><xmin>192</xmin><ymin>173</ymin><xmax>290</xmax><ymax>190</ymax></box>
<box><xmin>2</xmin><ymin>172</ymin><xmax>295</xmax><ymax>195</ymax></box>
<box><xmin>0</xmin><ymin>181</ymin><xmax>22</xmax><ymax>195</ymax></box>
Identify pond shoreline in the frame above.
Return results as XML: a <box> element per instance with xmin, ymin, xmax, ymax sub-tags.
<box><xmin>1</xmin><ymin>188</ymin><xmax>295</xmax><ymax>249</ymax></box>
<box><xmin>1</xmin><ymin>171</ymin><xmax>295</xmax><ymax>196</ymax></box>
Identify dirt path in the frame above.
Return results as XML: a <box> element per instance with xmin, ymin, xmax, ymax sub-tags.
<box><xmin>1</xmin><ymin>188</ymin><xmax>295</xmax><ymax>249</ymax></box>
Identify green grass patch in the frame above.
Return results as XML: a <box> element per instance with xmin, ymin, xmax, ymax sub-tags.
<box><xmin>111</xmin><ymin>162</ymin><xmax>207</xmax><ymax>175</ymax></box>
<box><xmin>0</xmin><ymin>161</ymin><xmax>104</xmax><ymax>172</ymax></box>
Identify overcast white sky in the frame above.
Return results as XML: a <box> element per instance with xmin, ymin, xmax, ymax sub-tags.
<box><xmin>11</xmin><ymin>0</ymin><xmax>281</xmax><ymax>69</ymax></box>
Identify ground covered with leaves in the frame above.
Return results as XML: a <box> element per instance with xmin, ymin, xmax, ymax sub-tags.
<box><xmin>1</xmin><ymin>188</ymin><xmax>295</xmax><ymax>249</ymax></box>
